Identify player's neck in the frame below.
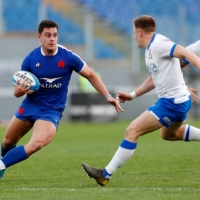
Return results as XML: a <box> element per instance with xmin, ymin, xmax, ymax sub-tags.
<box><xmin>41</xmin><ymin>46</ymin><xmax>58</xmax><ymax>56</ymax></box>
<box><xmin>144</xmin><ymin>32</ymin><xmax>155</xmax><ymax>48</ymax></box>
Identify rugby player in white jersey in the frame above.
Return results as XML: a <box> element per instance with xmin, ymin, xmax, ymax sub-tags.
<box><xmin>82</xmin><ymin>15</ymin><xmax>200</xmax><ymax>186</ymax></box>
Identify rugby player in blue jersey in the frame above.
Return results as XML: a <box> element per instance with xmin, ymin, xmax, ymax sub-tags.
<box><xmin>82</xmin><ymin>15</ymin><xmax>200</xmax><ymax>186</ymax></box>
<box><xmin>0</xmin><ymin>20</ymin><xmax>124</xmax><ymax>178</ymax></box>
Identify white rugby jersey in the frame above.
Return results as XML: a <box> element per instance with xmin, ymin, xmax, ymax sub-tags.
<box><xmin>145</xmin><ymin>33</ymin><xmax>189</xmax><ymax>99</ymax></box>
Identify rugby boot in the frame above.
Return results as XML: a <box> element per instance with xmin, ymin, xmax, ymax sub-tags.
<box><xmin>82</xmin><ymin>162</ymin><xmax>110</xmax><ymax>186</ymax></box>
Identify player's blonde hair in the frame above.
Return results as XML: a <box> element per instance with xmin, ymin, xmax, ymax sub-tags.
<box><xmin>133</xmin><ymin>15</ymin><xmax>156</xmax><ymax>33</ymax></box>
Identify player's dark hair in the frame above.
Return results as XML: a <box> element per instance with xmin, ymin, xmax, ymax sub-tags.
<box><xmin>133</xmin><ymin>15</ymin><xmax>156</xmax><ymax>33</ymax></box>
<box><xmin>38</xmin><ymin>20</ymin><xmax>58</xmax><ymax>34</ymax></box>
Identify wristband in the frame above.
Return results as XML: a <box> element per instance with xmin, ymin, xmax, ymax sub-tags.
<box><xmin>129</xmin><ymin>91</ymin><xmax>137</xmax><ymax>99</ymax></box>
<box><xmin>106</xmin><ymin>94</ymin><xmax>112</xmax><ymax>100</ymax></box>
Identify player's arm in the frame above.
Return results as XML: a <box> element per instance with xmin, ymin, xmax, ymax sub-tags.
<box><xmin>174</xmin><ymin>45</ymin><xmax>200</xmax><ymax>70</ymax></box>
<box><xmin>79</xmin><ymin>65</ymin><xmax>124</xmax><ymax>112</ymax></box>
<box><xmin>117</xmin><ymin>76</ymin><xmax>155</xmax><ymax>103</ymax></box>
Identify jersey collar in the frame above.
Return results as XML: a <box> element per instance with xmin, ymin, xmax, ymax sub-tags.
<box><xmin>147</xmin><ymin>33</ymin><xmax>156</xmax><ymax>50</ymax></box>
<box><xmin>40</xmin><ymin>45</ymin><xmax>58</xmax><ymax>56</ymax></box>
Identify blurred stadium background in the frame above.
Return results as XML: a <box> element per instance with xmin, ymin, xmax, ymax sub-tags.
<box><xmin>0</xmin><ymin>0</ymin><xmax>200</xmax><ymax>122</ymax></box>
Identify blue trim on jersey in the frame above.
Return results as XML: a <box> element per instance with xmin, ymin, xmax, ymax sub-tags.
<box><xmin>183</xmin><ymin>58</ymin><xmax>189</xmax><ymax>65</ymax></box>
<box><xmin>185</xmin><ymin>125</ymin><xmax>190</xmax><ymax>141</ymax></box>
<box><xmin>147</xmin><ymin>33</ymin><xmax>156</xmax><ymax>50</ymax></box>
<box><xmin>120</xmin><ymin>139</ymin><xmax>137</xmax><ymax>150</ymax></box>
<box><xmin>170</xmin><ymin>44</ymin><xmax>177</xmax><ymax>57</ymax></box>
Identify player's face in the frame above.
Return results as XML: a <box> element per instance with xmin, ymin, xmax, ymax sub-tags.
<box><xmin>133</xmin><ymin>27</ymin><xmax>143</xmax><ymax>48</ymax></box>
<box><xmin>38</xmin><ymin>27</ymin><xmax>58</xmax><ymax>55</ymax></box>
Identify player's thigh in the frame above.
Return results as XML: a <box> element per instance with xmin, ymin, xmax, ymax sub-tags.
<box><xmin>125</xmin><ymin>110</ymin><xmax>163</xmax><ymax>141</ymax></box>
<box><xmin>160</xmin><ymin>121</ymin><xmax>184</xmax><ymax>140</ymax></box>
<box><xmin>30</xmin><ymin>119</ymin><xmax>57</xmax><ymax>146</ymax></box>
<box><xmin>3</xmin><ymin>116</ymin><xmax>33</xmax><ymax>145</ymax></box>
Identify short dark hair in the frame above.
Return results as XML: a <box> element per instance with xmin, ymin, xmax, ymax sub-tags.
<box><xmin>133</xmin><ymin>15</ymin><xmax>156</xmax><ymax>33</ymax></box>
<box><xmin>38</xmin><ymin>20</ymin><xmax>58</xmax><ymax>34</ymax></box>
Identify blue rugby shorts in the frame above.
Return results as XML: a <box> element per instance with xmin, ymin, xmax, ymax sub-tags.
<box><xmin>15</xmin><ymin>99</ymin><xmax>63</xmax><ymax>128</ymax></box>
<box><xmin>148</xmin><ymin>96</ymin><xmax>192</xmax><ymax>127</ymax></box>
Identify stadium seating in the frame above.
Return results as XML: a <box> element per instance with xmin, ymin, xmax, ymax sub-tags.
<box><xmin>2</xmin><ymin>0</ymin><xmax>124</xmax><ymax>59</ymax></box>
<box><xmin>3</xmin><ymin>0</ymin><xmax>200</xmax><ymax>58</ymax></box>
<box><xmin>76</xmin><ymin>0</ymin><xmax>200</xmax><ymax>44</ymax></box>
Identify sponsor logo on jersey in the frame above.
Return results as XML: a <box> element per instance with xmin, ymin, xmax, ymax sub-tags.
<box><xmin>146</xmin><ymin>63</ymin><xmax>158</xmax><ymax>74</ymax></box>
<box><xmin>58</xmin><ymin>60</ymin><xmax>65</xmax><ymax>68</ymax></box>
<box><xmin>39</xmin><ymin>77</ymin><xmax>63</xmax><ymax>88</ymax></box>
<box><xmin>36</xmin><ymin>62</ymin><xmax>41</xmax><ymax>68</ymax></box>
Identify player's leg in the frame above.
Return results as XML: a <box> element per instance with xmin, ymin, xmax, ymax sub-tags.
<box><xmin>103</xmin><ymin>110</ymin><xmax>162</xmax><ymax>176</ymax></box>
<box><xmin>0</xmin><ymin>119</ymin><xmax>57</xmax><ymax>171</ymax></box>
<box><xmin>82</xmin><ymin>110</ymin><xmax>163</xmax><ymax>186</ymax></box>
<box><xmin>1</xmin><ymin>116</ymin><xmax>33</xmax><ymax>157</ymax></box>
<box><xmin>24</xmin><ymin>119</ymin><xmax>57</xmax><ymax>156</ymax></box>
<box><xmin>160</xmin><ymin>121</ymin><xmax>184</xmax><ymax>140</ymax></box>
<box><xmin>160</xmin><ymin>96</ymin><xmax>200</xmax><ymax>141</ymax></box>
<box><xmin>161</xmin><ymin>122</ymin><xmax>200</xmax><ymax>142</ymax></box>
<box><xmin>0</xmin><ymin>116</ymin><xmax>33</xmax><ymax>177</ymax></box>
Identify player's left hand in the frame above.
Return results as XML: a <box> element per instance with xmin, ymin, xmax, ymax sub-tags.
<box><xmin>189</xmin><ymin>87</ymin><xmax>198</xmax><ymax>104</ymax></box>
<box><xmin>107</xmin><ymin>97</ymin><xmax>124</xmax><ymax>113</ymax></box>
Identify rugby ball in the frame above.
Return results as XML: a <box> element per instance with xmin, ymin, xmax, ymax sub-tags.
<box><xmin>12</xmin><ymin>70</ymin><xmax>40</xmax><ymax>93</ymax></box>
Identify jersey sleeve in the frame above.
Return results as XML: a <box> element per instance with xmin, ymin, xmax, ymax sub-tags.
<box><xmin>154</xmin><ymin>37</ymin><xmax>176</xmax><ymax>58</ymax></box>
<box><xmin>68</xmin><ymin>51</ymin><xmax>86</xmax><ymax>73</ymax></box>
<box><xmin>21</xmin><ymin>54</ymin><xmax>31</xmax><ymax>71</ymax></box>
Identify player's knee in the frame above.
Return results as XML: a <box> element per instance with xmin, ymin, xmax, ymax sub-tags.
<box><xmin>27</xmin><ymin>141</ymin><xmax>45</xmax><ymax>154</ymax></box>
<box><xmin>2</xmin><ymin>138</ymin><xmax>15</xmax><ymax>148</ymax></box>
<box><xmin>125</xmin><ymin>126</ymin><xmax>138</xmax><ymax>140</ymax></box>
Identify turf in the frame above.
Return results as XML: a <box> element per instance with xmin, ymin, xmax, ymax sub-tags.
<box><xmin>0</xmin><ymin>120</ymin><xmax>200</xmax><ymax>200</ymax></box>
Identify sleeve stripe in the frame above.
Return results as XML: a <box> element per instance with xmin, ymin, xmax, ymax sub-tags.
<box><xmin>170</xmin><ymin>44</ymin><xmax>177</xmax><ymax>57</ymax></box>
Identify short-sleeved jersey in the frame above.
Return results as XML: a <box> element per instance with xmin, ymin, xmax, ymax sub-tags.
<box><xmin>21</xmin><ymin>44</ymin><xmax>85</xmax><ymax>112</ymax></box>
<box><xmin>145</xmin><ymin>33</ymin><xmax>189</xmax><ymax>99</ymax></box>
<box><xmin>183</xmin><ymin>40</ymin><xmax>200</xmax><ymax>65</ymax></box>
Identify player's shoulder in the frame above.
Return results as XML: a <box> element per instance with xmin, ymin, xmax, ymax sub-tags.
<box><xmin>26</xmin><ymin>46</ymin><xmax>41</xmax><ymax>57</ymax></box>
<box><xmin>152</xmin><ymin>34</ymin><xmax>174</xmax><ymax>50</ymax></box>
<box><xmin>57</xmin><ymin>44</ymin><xmax>83</xmax><ymax>59</ymax></box>
<box><xmin>57</xmin><ymin>44</ymin><xmax>72</xmax><ymax>54</ymax></box>
<box><xmin>154</xmin><ymin>34</ymin><xmax>171</xmax><ymax>44</ymax></box>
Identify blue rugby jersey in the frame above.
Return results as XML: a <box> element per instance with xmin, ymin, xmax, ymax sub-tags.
<box><xmin>21</xmin><ymin>44</ymin><xmax>85</xmax><ymax>112</ymax></box>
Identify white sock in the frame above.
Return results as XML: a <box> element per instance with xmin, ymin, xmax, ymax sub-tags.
<box><xmin>0</xmin><ymin>160</ymin><xmax>6</xmax><ymax>170</ymax></box>
<box><xmin>104</xmin><ymin>139</ymin><xmax>137</xmax><ymax>176</ymax></box>
<box><xmin>183</xmin><ymin>125</ymin><xmax>200</xmax><ymax>141</ymax></box>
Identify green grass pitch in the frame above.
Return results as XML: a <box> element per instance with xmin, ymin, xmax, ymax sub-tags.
<box><xmin>1</xmin><ymin>120</ymin><xmax>200</xmax><ymax>200</ymax></box>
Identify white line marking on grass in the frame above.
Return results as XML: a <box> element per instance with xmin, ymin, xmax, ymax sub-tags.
<box><xmin>12</xmin><ymin>187</ymin><xmax>200</xmax><ymax>192</ymax></box>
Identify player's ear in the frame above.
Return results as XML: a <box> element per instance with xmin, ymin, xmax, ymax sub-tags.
<box><xmin>139</xmin><ymin>30</ymin><xmax>143</xmax><ymax>37</ymax></box>
<box><xmin>37</xmin><ymin>34</ymin><xmax>41</xmax><ymax>39</ymax></box>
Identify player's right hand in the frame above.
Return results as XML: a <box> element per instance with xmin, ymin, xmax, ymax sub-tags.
<box><xmin>117</xmin><ymin>92</ymin><xmax>133</xmax><ymax>103</ymax></box>
<box><xmin>107</xmin><ymin>96</ymin><xmax>124</xmax><ymax>113</ymax></box>
<box><xmin>14</xmin><ymin>79</ymin><xmax>32</xmax><ymax>97</ymax></box>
